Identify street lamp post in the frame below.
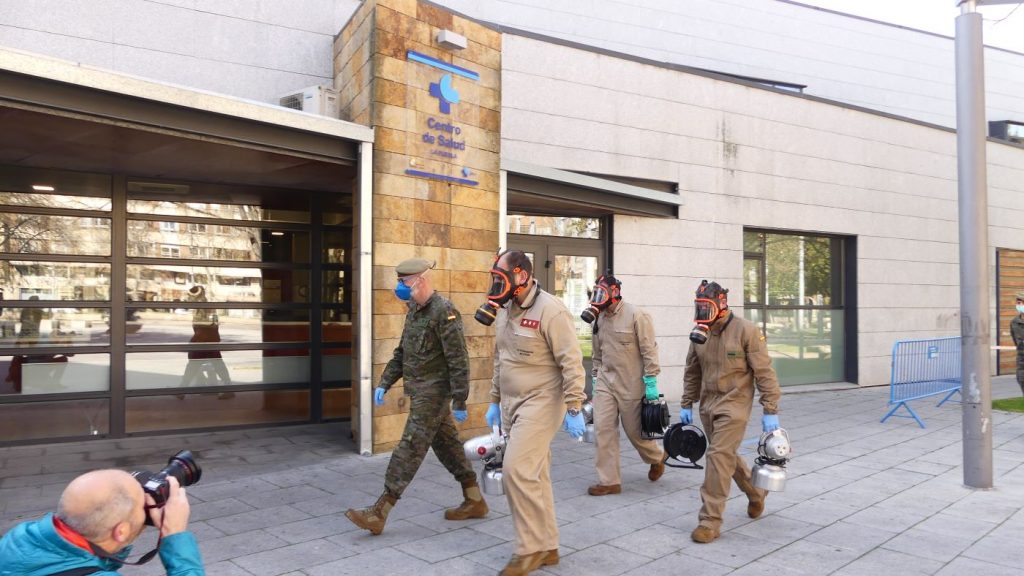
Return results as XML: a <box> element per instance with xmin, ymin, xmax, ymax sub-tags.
<box><xmin>954</xmin><ymin>0</ymin><xmax>1021</xmax><ymax>489</ymax></box>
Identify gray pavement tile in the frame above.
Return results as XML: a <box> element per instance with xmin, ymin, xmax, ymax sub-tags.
<box><xmin>831</xmin><ymin>548</ymin><xmax>944</xmax><ymax>576</ymax></box>
<box><xmin>726</xmin><ymin>559</ymin><xmax>822</xmax><ymax>576</ymax></box>
<box><xmin>802</xmin><ymin>520</ymin><xmax>899</xmax><ymax>554</ymax></box>
<box><xmin>606</xmin><ymin>523</ymin><xmax>692</xmax><ymax>559</ymax></box>
<box><xmin>404</xmin><ymin>507</ymin><xmax>502</xmax><ymax>533</ymax></box>
<box><xmin>543</xmin><ymin>543</ymin><xmax>654</xmax><ymax>576</ymax></box>
<box><xmin>400</xmin><ymin>526</ymin><xmax>506</xmax><ymax>563</ymax></box>
<box><xmin>325</xmin><ymin>518</ymin><xmax>438</xmax><ymax>552</ymax></box>
<box><xmin>189</xmin><ymin>477</ymin><xmax>282</xmax><ymax>502</ymax></box>
<box><xmin>383</xmin><ymin>494</ymin><xmax>443</xmax><ymax>521</ymax></box>
<box><xmin>913</xmin><ymin>511</ymin><xmax>998</xmax><ymax>540</ymax></box>
<box><xmin>467</xmin><ymin>514</ymin><xmax>516</xmax><ymax>542</ymax></box>
<box><xmin>236</xmin><ymin>485</ymin><xmax>333</xmax><ymax>509</ymax></box>
<box><xmin>413</xmin><ymin>556</ymin><xmax>497</xmax><ymax>576</ymax></box>
<box><xmin>592</xmin><ymin>496</ymin><xmax>692</xmax><ymax>531</ymax></box>
<box><xmin>263</xmin><ymin>511</ymin><xmax>360</xmax><ymax>543</ymax></box>
<box><xmin>207</xmin><ymin>505</ymin><xmax>312</xmax><ymax>536</ymax></box>
<box><xmin>231</xmin><ymin>539</ymin><xmax>355</xmax><ymax>576</ymax></box>
<box><xmin>189</xmin><ymin>498</ymin><xmax>256</xmax><ymax>522</ymax></box>
<box><xmin>556</xmin><ymin>516</ymin><xmax>638</xmax><ymax>550</ymax></box>
<box><xmin>304</xmin><ymin>546</ymin><xmax>429</xmax><ymax>576</ymax></box>
<box><xmin>934</xmin><ymin>556</ymin><xmax>1024</xmax><ymax>576</ymax></box>
<box><xmin>618</xmin><ymin>549</ymin><xmax>732</xmax><ymax>575</ymax></box>
<box><xmin>683</xmin><ymin>531</ymin><xmax>787</xmax><ymax>569</ymax></box>
<box><xmin>880</xmin><ymin>527</ymin><xmax>978</xmax><ymax>563</ymax></box>
<box><xmin>732</xmin><ymin>515</ymin><xmax>822</xmax><ymax>545</ymax></box>
<box><xmin>895</xmin><ymin>459</ymin><xmax>957</xmax><ymax>476</ymax></box>
<box><xmin>198</xmin><ymin>530</ymin><xmax>291</xmax><ymax>564</ymax></box>
<box><xmin>204</xmin><ymin>561</ymin><xmax>257</xmax><ymax>576</ymax></box>
<box><xmin>843</xmin><ymin>504</ymin><xmax>933</xmax><ymax>533</ymax></box>
<box><xmin>960</xmin><ymin>533</ymin><xmax>1024</xmax><ymax>569</ymax></box>
<box><xmin>943</xmin><ymin>490</ymin><xmax>1023</xmax><ymax>524</ymax></box>
<box><xmin>774</xmin><ymin>497</ymin><xmax>860</xmax><ymax>526</ymax></box>
<box><xmin>290</xmin><ymin>490</ymin><xmax>385</xmax><ymax>517</ymax></box>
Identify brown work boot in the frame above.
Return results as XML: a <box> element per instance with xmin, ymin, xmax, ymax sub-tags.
<box><xmin>748</xmin><ymin>490</ymin><xmax>767</xmax><ymax>519</ymax></box>
<box><xmin>499</xmin><ymin>549</ymin><xmax>559</xmax><ymax>576</ymax></box>
<box><xmin>344</xmin><ymin>492</ymin><xmax>397</xmax><ymax>535</ymax></box>
<box><xmin>587</xmin><ymin>483</ymin><xmax>622</xmax><ymax>496</ymax></box>
<box><xmin>648</xmin><ymin>453</ymin><xmax>668</xmax><ymax>482</ymax></box>
<box><xmin>691</xmin><ymin>524</ymin><xmax>720</xmax><ymax>544</ymax></box>
<box><xmin>444</xmin><ymin>480</ymin><xmax>489</xmax><ymax>520</ymax></box>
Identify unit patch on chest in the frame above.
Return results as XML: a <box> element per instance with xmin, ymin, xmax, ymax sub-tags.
<box><xmin>520</xmin><ymin>319</ymin><xmax>540</xmax><ymax>329</ymax></box>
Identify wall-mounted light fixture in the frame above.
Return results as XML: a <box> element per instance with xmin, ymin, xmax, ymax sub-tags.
<box><xmin>436</xmin><ymin>29</ymin><xmax>467</xmax><ymax>50</ymax></box>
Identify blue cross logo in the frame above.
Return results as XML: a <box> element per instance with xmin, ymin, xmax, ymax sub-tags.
<box><xmin>429</xmin><ymin>74</ymin><xmax>460</xmax><ymax>114</ymax></box>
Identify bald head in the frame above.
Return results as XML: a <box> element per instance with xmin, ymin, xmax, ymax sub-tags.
<box><xmin>57</xmin><ymin>469</ymin><xmax>142</xmax><ymax>542</ymax></box>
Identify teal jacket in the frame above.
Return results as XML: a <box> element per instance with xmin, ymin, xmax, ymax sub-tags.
<box><xmin>0</xmin><ymin>513</ymin><xmax>204</xmax><ymax>576</ymax></box>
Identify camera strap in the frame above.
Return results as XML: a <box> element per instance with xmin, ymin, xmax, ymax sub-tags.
<box><xmin>47</xmin><ymin>568</ymin><xmax>101</xmax><ymax>576</ymax></box>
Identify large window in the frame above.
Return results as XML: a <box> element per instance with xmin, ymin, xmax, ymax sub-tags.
<box><xmin>743</xmin><ymin>230</ymin><xmax>847</xmax><ymax>385</ymax></box>
<box><xmin>0</xmin><ymin>166</ymin><xmax>354</xmax><ymax>443</ymax></box>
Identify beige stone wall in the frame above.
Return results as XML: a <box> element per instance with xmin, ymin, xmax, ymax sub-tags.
<box><xmin>335</xmin><ymin>0</ymin><xmax>501</xmax><ymax>453</ymax></box>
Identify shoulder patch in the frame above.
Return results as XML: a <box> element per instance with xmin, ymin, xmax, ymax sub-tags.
<box><xmin>520</xmin><ymin>318</ymin><xmax>540</xmax><ymax>329</ymax></box>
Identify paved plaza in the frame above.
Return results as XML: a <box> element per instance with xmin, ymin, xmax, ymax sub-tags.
<box><xmin>2</xmin><ymin>377</ymin><xmax>1024</xmax><ymax>576</ymax></box>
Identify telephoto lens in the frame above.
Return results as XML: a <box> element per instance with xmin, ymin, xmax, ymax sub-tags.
<box><xmin>132</xmin><ymin>450</ymin><xmax>202</xmax><ymax>509</ymax></box>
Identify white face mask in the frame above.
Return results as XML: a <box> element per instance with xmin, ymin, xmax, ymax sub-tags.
<box><xmin>1017</xmin><ymin>304</ymin><xmax>1024</xmax><ymax>314</ymax></box>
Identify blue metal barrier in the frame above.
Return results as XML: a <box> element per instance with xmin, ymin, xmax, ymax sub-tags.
<box><xmin>881</xmin><ymin>336</ymin><xmax>962</xmax><ymax>428</ymax></box>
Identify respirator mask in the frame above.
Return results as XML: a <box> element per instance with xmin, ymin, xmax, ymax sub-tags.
<box><xmin>690</xmin><ymin>280</ymin><xmax>728</xmax><ymax>345</ymax></box>
<box><xmin>474</xmin><ymin>251</ymin><xmax>529</xmax><ymax>326</ymax></box>
<box><xmin>581</xmin><ymin>274</ymin><xmax>621</xmax><ymax>324</ymax></box>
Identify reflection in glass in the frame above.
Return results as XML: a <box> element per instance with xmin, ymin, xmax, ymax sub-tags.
<box><xmin>127</xmin><ymin>221</ymin><xmax>310</xmax><ymax>264</ymax></box>
<box><xmin>1</xmin><ymin>262</ymin><xmax>111</xmax><ymax>301</ymax></box>
<box><xmin>745</xmin><ymin>308</ymin><xmax>844</xmax><ymax>386</ymax></box>
<box><xmin>126</xmin><ymin>349</ymin><xmax>311</xmax><ymax>389</ymax></box>
<box><xmin>507</xmin><ymin>215</ymin><xmax>600</xmax><ymax>239</ymax></box>
<box><xmin>125</xmin><ymin>266</ymin><xmax>309</xmax><ymax>304</ymax></box>
<box><xmin>127</xmin><ymin>183</ymin><xmax>310</xmax><ymax>223</ymax></box>
<box><xmin>323</xmin><ymin>346</ymin><xmax>352</xmax><ymax>384</ymax></box>
<box><xmin>124</xmin><ymin>309</ymin><xmax>309</xmax><ymax>346</ymax></box>
<box><xmin>126</xmin><ymin>390</ymin><xmax>309</xmax><ymax>433</ymax></box>
<box><xmin>553</xmin><ymin>255</ymin><xmax>598</xmax><ymax>359</ymax></box>
<box><xmin>0</xmin><ymin>307</ymin><xmax>110</xmax><ymax>347</ymax></box>
<box><xmin>0</xmin><ymin>214</ymin><xmax>111</xmax><ymax>256</ymax></box>
<box><xmin>0</xmin><ymin>399</ymin><xmax>108</xmax><ymax>441</ymax></box>
<box><xmin>744</xmin><ymin>230</ymin><xmax>764</xmax><ymax>254</ymax></box>
<box><xmin>744</xmin><ymin>258</ymin><xmax>762</xmax><ymax>304</ymax></box>
<box><xmin>765</xmin><ymin>234</ymin><xmax>833</xmax><ymax>306</ymax></box>
<box><xmin>0</xmin><ymin>353</ymin><xmax>109</xmax><ymax>395</ymax></box>
<box><xmin>322</xmin><ymin>270</ymin><xmax>347</xmax><ymax>305</ymax></box>
<box><xmin>323</xmin><ymin>230</ymin><xmax>349</xmax><ymax>264</ymax></box>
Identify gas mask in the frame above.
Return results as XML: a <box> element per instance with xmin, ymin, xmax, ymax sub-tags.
<box><xmin>689</xmin><ymin>280</ymin><xmax>729</xmax><ymax>345</ymax></box>
<box><xmin>581</xmin><ymin>274</ymin><xmax>621</xmax><ymax>324</ymax></box>
<box><xmin>474</xmin><ymin>252</ymin><xmax>529</xmax><ymax>326</ymax></box>
<box><xmin>752</xmin><ymin>428</ymin><xmax>791</xmax><ymax>492</ymax></box>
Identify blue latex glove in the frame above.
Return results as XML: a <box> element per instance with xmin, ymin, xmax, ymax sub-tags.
<box><xmin>680</xmin><ymin>407</ymin><xmax>692</xmax><ymax>425</ymax></box>
<box><xmin>453</xmin><ymin>410</ymin><xmax>468</xmax><ymax>423</ymax></box>
<box><xmin>485</xmin><ymin>403</ymin><xmax>501</xmax><ymax>428</ymax></box>
<box><xmin>643</xmin><ymin>375</ymin><xmax>659</xmax><ymax>401</ymax></box>
<box><xmin>762</xmin><ymin>414</ymin><xmax>780</xmax><ymax>432</ymax></box>
<box><xmin>374</xmin><ymin>387</ymin><xmax>386</xmax><ymax>406</ymax></box>
<box><xmin>564</xmin><ymin>411</ymin><xmax>586</xmax><ymax>438</ymax></box>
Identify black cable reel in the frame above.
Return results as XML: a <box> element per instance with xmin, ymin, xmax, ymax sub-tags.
<box><xmin>640</xmin><ymin>396</ymin><xmax>706</xmax><ymax>470</ymax></box>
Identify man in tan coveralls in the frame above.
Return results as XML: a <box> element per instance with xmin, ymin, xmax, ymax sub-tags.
<box><xmin>584</xmin><ymin>273</ymin><xmax>667</xmax><ymax>495</ymax></box>
<box><xmin>680</xmin><ymin>280</ymin><xmax>781</xmax><ymax>544</ymax></box>
<box><xmin>481</xmin><ymin>250</ymin><xmax>587</xmax><ymax>576</ymax></box>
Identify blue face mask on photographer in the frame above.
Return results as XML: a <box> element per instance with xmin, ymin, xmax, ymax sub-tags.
<box><xmin>394</xmin><ymin>276</ymin><xmax>418</xmax><ymax>301</ymax></box>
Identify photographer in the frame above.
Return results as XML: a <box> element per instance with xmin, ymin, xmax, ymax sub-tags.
<box><xmin>0</xmin><ymin>469</ymin><xmax>204</xmax><ymax>576</ymax></box>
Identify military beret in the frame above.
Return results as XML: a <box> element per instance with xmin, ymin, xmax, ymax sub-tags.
<box><xmin>395</xmin><ymin>258</ymin><xmax>435</xmax><ymax>276</ymax></box>
<box><xmin>1016</xmin><ymin>291</ymin><xmax>1024</xmax><ymax>301</ymax></box>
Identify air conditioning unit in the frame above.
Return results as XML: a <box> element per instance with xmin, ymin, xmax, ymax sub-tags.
<box><xmin>278</xmin><ymin>85</ymin><xmax>339</xmax><ymax>118</ymax></box>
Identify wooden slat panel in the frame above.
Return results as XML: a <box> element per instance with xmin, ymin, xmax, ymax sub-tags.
<box><xmin>998</xmin><ymin>249</ymin><xmax>1024</xmax><ymax>374</ymax></box>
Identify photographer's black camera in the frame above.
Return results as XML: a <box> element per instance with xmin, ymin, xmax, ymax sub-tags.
<box><xmin>132</xmin><ymin>450</ymin><xmax>202</xmax><ymax>519</ymax></box>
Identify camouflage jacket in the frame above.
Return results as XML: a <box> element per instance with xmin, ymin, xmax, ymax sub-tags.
<box><xmin>380</xmin><ymin>292</ymin><xmax>470</xmax><ymax>410</ymax></box>
<box><xmin>1012</xmin><ymin>315</ymin><xmax>1024</xmax><ymax>352</ymax></box>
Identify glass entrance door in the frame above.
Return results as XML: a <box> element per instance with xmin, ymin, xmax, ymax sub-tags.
<box><xmin>507</xmin><ymin>232</ymin><xmax>604</xmax><ymax>395</ymax></box>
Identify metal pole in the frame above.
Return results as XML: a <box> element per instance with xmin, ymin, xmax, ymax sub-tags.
<box><xmin>955</xmin><ymin>1</ymin><xmax>993</xmax><ymax>489</ymax></box>
<box><xmin>357</xmin><ymin>141</ymin><xmax>374</xmax><ymax>456</ymax></box>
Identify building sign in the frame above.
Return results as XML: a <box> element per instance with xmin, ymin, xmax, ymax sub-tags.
<box><xmin>405</xmin><ymin>50</ymin><xmax>479</xmax><ymax>186</ymax></box>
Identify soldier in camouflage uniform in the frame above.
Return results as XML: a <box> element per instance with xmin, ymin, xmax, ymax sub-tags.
<box><xmin>1012</xmin><ymin>291</ymin><xmax>1024</xmax><ymax>397</ymax></box>
<box><xmin>345</xmin><ymin>258</ymin><xmax>487</xmax><ymax>535</ymax></box>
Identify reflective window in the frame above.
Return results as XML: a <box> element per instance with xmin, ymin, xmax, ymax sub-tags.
<box><xmin>0</xmin><ymin>398</ymin><xmax>108</xmax><ymax>440</ymax></box>
<box><xmin>743</xmin><ymin>229</ymin><xmax>845</xmax><ymax>385</ymax></box>
<box><xmin>0</xmin><ymin>353</ymin><xmax>109</xmax><ymax>395</ymax></box>
<box><xmin>0</xmin><ymin>307</ymin><xmax>110</xmax><ymax>347</ymax></box>
<box><xmin>0</xmin><ymin>166</ymin><xmax>111</xmax><ymax>209</ymax></box>
<box><xmin>507</xmin><ymin>216</ymin><xmax>600</xmax><ymax>239</ymax></box>
<box><xmin>0</xmin><ymin>262</ymin><xmax>111</xmax><ymax>301</ymax></box>
<box><xmin>127</xmin><ymin>222</ymin><xmax>309</xmax><ymax>263</ymax></box>
<box><xmin>0</xmin><ymin>214</ymin><xmax>111</xmax><ymax>256</ymax></box>
<box><xmin>553</xmin><ymin>255</ymin><xmax>598</xmax><ymax>358</ymax></box>
<box><xmin>126</xmin><ymin>265</ymin><xmax>309</xmax><ymax>304</ymax></box>
<box><xmin>124</xmin><ymin>308</ymin><xmax>309</xmax><ymax>345</ymax></box>
<box><xmin>126</xmin><ymin>349</ymin><xmax>310</xmax><ymax>390</ymax></box>
<box><xmin>127</xmin><ymin>182</ymin><xmax>310</xmax><ymax>223</ymax></box>
<box><xmin>126</xmin><ymin>390</ymin><xmax>309</xmax><ymax>433</ymax></box>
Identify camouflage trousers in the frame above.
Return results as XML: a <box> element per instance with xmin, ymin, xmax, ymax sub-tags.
<box><xmin>384</xmin><ymin>393</ymin><xmax>476</xmax><ymax>498</ymax></box>
<box><xmin>1017</xmin><ymin>352</ymin><xmax>1024</xmax><ymax>396</ymax></box>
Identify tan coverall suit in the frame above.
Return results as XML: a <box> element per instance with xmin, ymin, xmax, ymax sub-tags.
<box><xmin>592</xmin><ymin>300</ymin><xmax>664</xmax><ymax>486</ymax></box>
<box><xmin>681</xmin><ymin>310</ymin><xmax>781</xmax><ymax>531</ymax></box>
<box><xmin>491</xmin><ymin>280</ymin><xmax>587</xmax><ymax>555</ymax></box>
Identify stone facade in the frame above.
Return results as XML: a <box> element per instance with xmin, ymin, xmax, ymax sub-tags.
<box><xmin>334</xmin><ymin>0</ymin><xmax>501</xmax><ymax>452</ymax></box>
